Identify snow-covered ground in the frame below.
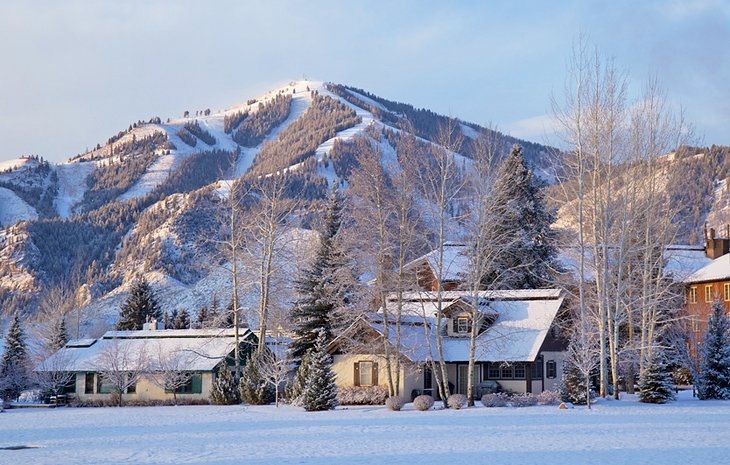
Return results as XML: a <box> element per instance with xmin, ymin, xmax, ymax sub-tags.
<box><xmin>3</xmin><ymin>390</ymin><xmax>730</xmax><ymax>465</ymax></box>
<box><xmin>0</xmin><ymin>186</ymin><xmax>37</xmax><ymax>226</ymax></box>
<box><xmin>53</xmin><ymin>162</ymin><xmax>94</xmax><ymax>217</ymax></box>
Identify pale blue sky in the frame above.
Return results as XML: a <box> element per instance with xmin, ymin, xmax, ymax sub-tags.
<box><xmin>0</xmin><ymin>0</ymin><xmax>728</xmax><ymax>162</ymax></box>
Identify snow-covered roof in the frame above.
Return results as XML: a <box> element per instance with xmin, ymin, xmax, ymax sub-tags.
<box><xmin>558</xmin><ymin>244</ymin><xmax>712</xmax><ymax>283</ymax></box>
<box><xmin>404</xmin><ymin>243</ymin><xmax>470</xmax><ymax>282</ymax></box>
<box><xmin>684</xmin><ymin>253</ymin><xmax>730</xmax><ymax>284</ymax></box>
<box><xmin>363</xmin><ymin>289</ymin><xmax>564</xmax><ymax>363</ymax></box>
<box><xmin>38</xmin><ymin>328</ymin><xmax>255</xmax><ymax>373</ymax></box>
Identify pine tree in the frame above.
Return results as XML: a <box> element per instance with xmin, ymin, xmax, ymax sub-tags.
<box><xmin>481</xmin><ymin>144</ymin><xmax>558</xmax><ymax>289</ymax></box>
<box><xmin>290</xmin><ymin>188</ymin><xmax>351</xmax><ymax>364</ymax></box>
<box><xmin>239</xmin><ymin>352</ymin><xmax>275</xmax><ymax>405</ymax></box>
<box><xmin>301</xmin><ymin>331</ymin><xmax>338</xmax><ymax>411</ymax></box>
<box><xmin>49</xmin><ymin>316</ymin><xmax>69</xmax><ymax>351</ymax></box>
<box><xmin>116</xmin><ymin>278</ymin><xmax>162</xmax><ymax>330</ymax></box>
<box><xmin>560</xmin><ymin>362</ymin><xmax>591</xmax><ymax>405</ymax></box>
<box><xmin>197</xmin><ymin>305</ymin><xmax>208</xmax><ymax>328</ymax></box>
<box><xmin>209</xmin><ymin>363</ymin><xmax>240</xmax><ymax>405</ymax></box>
<box><xmin>639</xmin><ymin>351</ymin><xmax>675</xmax><ymax>404</ymax></box>
<box><xmin>286</xmin><ymin>350</ymin><xmax>311</xmax><ymax>404</ymax></box>
<box><xmin>698</xmin><ymin>298</ymin><xmax>730</xmax><ymax>400</ymax></box>
<box><xmin>209</xmin><ymin>297</ymin><xmax>221</xmax><ymax>328</ymax></box>
<box><xmin>174</xmin><ymin>309</ymin><xmax>191</xmax><ymax>329</ymax></box>
<box><xmin>0</xmin><ymin>314</ymin><xmax>30</xmax><ymax>401</ymax></box>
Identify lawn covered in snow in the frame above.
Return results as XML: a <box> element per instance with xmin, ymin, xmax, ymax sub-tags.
<box><xmin>2</xmin><ymin>390</ymin><xmax>729</xmax><ymax>465</ymax></box>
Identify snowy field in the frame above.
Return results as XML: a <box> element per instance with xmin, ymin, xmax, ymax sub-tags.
<box><xmin>3</xmin><ymin>390</ymin><xmax>730</xmax><ymax>465</ymax></box>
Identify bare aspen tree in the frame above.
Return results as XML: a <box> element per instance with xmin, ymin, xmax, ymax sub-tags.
<box><xmin>462</xmin><ymin>126</ymin><xmax>502</xmax><ymax>406</ymax></box>
<box><xmin>347</xmin><ymin>138</ymin><xmax>399</xmax><ymax>397</ymax></box>
<box><xmin>149</xmin><ymin>343</ymin><xmax>193</xmax><ymax>405</ymax></box>
<box><xmin>243</xmin><ymin>175</ymin><xmax>298</xmax><ymax>354</ymax></box>
<box><xmin>414</xmin><ymin>119</ymin><xmax>466</xmax><ymax>400</ymax></box>
<box><xmin>94</xmin><ymin>339</ymin><xmax>148</xmax><ymax>407</ymax></box>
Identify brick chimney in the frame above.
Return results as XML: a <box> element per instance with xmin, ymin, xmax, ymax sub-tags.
<box><xmin>705</xmin><ymin>223</ymin><xmax>730</xmax><ymax>259</ymax></box>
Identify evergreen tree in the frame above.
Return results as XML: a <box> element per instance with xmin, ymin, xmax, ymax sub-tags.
<box><xmin>560</xmin><ymin>362</ymin><xmax>591</xmax><ymax>405</ymax></box>
<box><xmin>0</xmin><ymin>314</ymin><xmax>30</xmax><ymax>401</ymax></box>
<box><xmin>639</xmin><ymin>351</ymin><xmax>675</xmax><ymax>404</ymax></box>
<box><xmin>197</xmin><ymin>305</ymin><xmax>209</xmax><ymax>328</ymax></box>
<box><xmin>173</xmin><ymin>309</ymin><xmax>191</xmax><ymax>329</ymax></box>
<box><xmin>49</xmin><ymin>316</ymin><xmax>69</xmax><ymax>351</ymax></box>
<box><xmin>481</xmin><ymin>144</ymin><xmax>558</xmax><ymax>289</ymax></box>
<box><xmin>165</xmin><ymin>309</ymin><xmax>178</xmax><ymax>329</ymax></box>
<box><xmin>301</xmin><ymin>331</ymin><xmax>338</xmax><ymax>411</ymax></box>
<box><xmin>209</xmin><ymin>363</ymin><xmax>240</xmax><ymax>405</ymax></box>
<box><xmin>290</xmin><ymin>188</ymin><xmax>350</xmax><ymax>364</ymax></box>
<box><xmin>286</xmin><ymin>350</ymin><xmax>311</xmax><ymax>404</ymax></box>
<box><xmin>209</xmin><ymin>296</ymin><xmax>221</xmax><ymax>328</ymax></box>
<box><xmin>239</xmin><ymin>352</ymin><xmax>275</xmax><ymax>405</ymax></box>
<box><xmin>698</xmin><ymin>298</ymin><xmax>730</xmax><ymax>400</ymax></box>
<box><xmin>116</xmin><ymin>278</ymin><xmax>162</xmax><ymax>330</ymax></box>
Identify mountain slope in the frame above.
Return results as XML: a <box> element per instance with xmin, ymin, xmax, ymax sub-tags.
<box><xmin>0</xmin><ymin>79</ymin><xmax>558</xmax><ymax>330</ymax></box>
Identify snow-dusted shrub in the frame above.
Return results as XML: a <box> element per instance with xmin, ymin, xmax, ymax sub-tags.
<box><xmin>413</xmin><ymin>394</ymin><xmax>435</xmax><ymax>411</ymax></box>
<box><xmin>510</xmin><ymin>393</ymin><xmax>538</xmax><ymax>407</ymax></box>
<box><xmin>537</xmin><ymin>390</ymin><xmax>561</xmax><ymax>405</ymax></box>
<box><xmin>385</xmin><ymin>396</ymin><xmax>404</xmax><ymax>411</ymax></box>
<box><xmin>447</xmin><ymin>393</ymin><xmax>467</xmax><ymax>410</ymax></box>
<box><xmin>481</xmin><ymin>393</ymin><xmax>508</xmax><ymax>407</ymax></box>
<box><xmin>337</xmin><ymin>386</ymin><xmax>388</xmax><ymax>405</ymax></box>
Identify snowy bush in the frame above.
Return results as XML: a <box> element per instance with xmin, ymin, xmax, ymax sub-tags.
<box><xmin>337</xmin><ymin>386</ymin><xmax>388</xmax><ymax>405</ymax></box>
<box><xmin>537</xmin><ymin>390</ymin><xmax>561</xmax><ymax>405</ymax></box>
<box><xmin>413</xmin><ymin>394</ymin><xmax>435</xmax><ymax>411</ymax></box>
<box><xmin>210</xmin><ymin>364</ymin><xmax>240</xmax><ymax>405</ymax></box>
<box><xmin>481</xmin><ymin>393</ymin><xmax>508</xmax><ymax>407</ymax></box>
<box><xmin>510</xmin><ymin>393</ymin><xmax>538</xmax><ymax>407</ymax></box>
<box><xmin>447</xmin><ymin>394</ymin><xmax>467</xmax><ymax>410</ymax></box>
<box><xmin>385</xmin><ymin>396</ymin><xmax>404</xmax><ymax>411</ymax></box>
<box><xmin>698</xmin><ymin>298</ymin><xmax>730</xmax><ymax>400</ymax></box>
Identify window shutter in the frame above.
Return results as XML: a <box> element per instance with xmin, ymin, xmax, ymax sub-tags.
<box><xmin>372</xmin><ymin>362</ymin><xmax>379</xmax><ymax>386</ymax></box>
<box><xmin>354</xmin><ymin>362</ymin><xmax>360</xmax><ymax>386</ymax></box>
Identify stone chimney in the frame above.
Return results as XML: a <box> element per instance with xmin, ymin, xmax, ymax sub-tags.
<box><xmin>705</xmin><ymin>223</ymin><xmax>730</xmax><ymax>259</ymax></box>
<box><xmin>141</xmin><ymin>319</ymin><xmax>164</xmax><ymax>331</ymax></box>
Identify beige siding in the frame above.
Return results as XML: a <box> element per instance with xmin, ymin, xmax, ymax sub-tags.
<box><xmin>332</xmin><ymin>353</ymin><xmax>422</xmax><ymax>402</ymax></box>
<box><xmin>541</xmin><ymin>351</ymin><xmax>566</xmax><ymax>392</ymax></box>
<box><xmin>72</xmin><ymin>372</ymin><xmax>213</xmax><ymax>402</ymax></box>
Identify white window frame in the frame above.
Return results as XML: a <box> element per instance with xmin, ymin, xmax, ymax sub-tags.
<box><xmin>705</xmin><ymin>285</ymin><xmax>713</xmax><ymax>303</ymax></box>
<box><xmin>689</xmin><ymin>286</ymin><xmax>697</xmax><ymax>304</ymax></box>
<box><xmin>456</xmin><ymin>317</ymin><xmax>469</xmax><ymax>334</ymax></box>
<box><xmin>724</xmin><ymin>283</ymin><xmax>730</xmax><ymax>302</ymax></box>
<box><xmin>359</xmin><ymin>361</ymin><xmax>373</xmax><ymax>386</ymax></box>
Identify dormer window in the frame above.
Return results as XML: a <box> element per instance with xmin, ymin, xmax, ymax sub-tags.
<box><xmin>456</xmin><ymin>317</ymin><xmax>470</xmax><ymax>334</ymax></box>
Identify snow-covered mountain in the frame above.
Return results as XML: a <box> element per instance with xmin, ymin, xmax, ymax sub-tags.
<box><xmin>0</xmin><ymin>79</ymin><xmax>558</xmax><ymax>329</ymax></box>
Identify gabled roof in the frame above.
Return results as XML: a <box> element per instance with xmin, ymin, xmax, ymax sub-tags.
<box><xmin>341</xmin><ymin>289</ymin><xmax>564</xmax><ymax>363</ymax></box>
<box><xmin>684</xmin><ymin>253</ymin><xmax>730</xmax><ymax>284</ymax></box>
<box><xmin>403</xmin><ymin>243</ymin><xmax>470</xmax><ymax>282</ymax></box>
<box><xmin>38</xmin><ymin>328</ymin><xmax>255</xmax><ymax>373</ymax></box>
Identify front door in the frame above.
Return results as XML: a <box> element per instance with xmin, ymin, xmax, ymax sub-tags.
<box><xmin>457</xmin><ymin>364</ymin><xmax>480</xmax><ymax>396</ymax></box>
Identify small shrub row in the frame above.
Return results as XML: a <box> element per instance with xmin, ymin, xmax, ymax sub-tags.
<box><xmin>337</xmin><ymin>386</ymin><xmax>388</xmax><ymax>405</ymax></box>
<box><xmin>71</xmin><ymin>398</ymin><xmax>210</xmax><ymax>408</ymax></box>
<box><xmin>480</xmin><ymin>391</ymin><xmax>560</xmax><ymax>408</ymax></box>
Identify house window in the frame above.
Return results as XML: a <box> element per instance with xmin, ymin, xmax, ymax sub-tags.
<box><xmin>127</xmin><ymin>380</ymin><xmax>136</xmax><ymax>394</ymax></box>
<box><xmin>689</xmin><ymin>287</ymin><xmax>697</xmax><ymax>304</ymax></box>
<box><xmin>531</xmin><ymin>360</ymin><xmax>543</xmax><ymax>380</ymax></box>
<box><xmin>500</xmin><ymin>364</ymin><xmax>513</xmax><ymax>379</ymax></box>
<box><xmin>724</xmin><ymin>283</ymin><xmax>730</xmax><ymax>301</ymax></box>
<box><xmin>514</xmin><ymin>364</ymin><xmax>526</xmax><ymax>379</ymax></box>
<box><xmin>97</xmin><ymin>374</ymin><xmax>115</xmax><ymax>394</ymax></box>
<box><xmin>488</xmin><ymin>363</ymin><xmax>501</xmax><ymax>379</ymax></box>
<box><xmin>85</xmin><ymin>373</ymin><xmax>95</xmax><ymax>394</ymax></box>
<box><xmin>705</xmin><ymin>285</ymin><xmax>713</xmax><ymax>303</ymax></box>
<box><xmin>358</xmin><ymin>361</ymin><xmax>373</xmax><ymax>386</ymax></box>
<box><xmin>456</xmin><ymin>317</ymin><xmax>470</xmax><ymax>334</ymax></box>
<box><xmin>546</xmin><ymin>360</ymin><xmax>557</xmax><ymax>379</ymax></box>
<box><xmin>168</xmin><ymin>374</ymin><xmax>203</xmax><ymax>394</ymax></box>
